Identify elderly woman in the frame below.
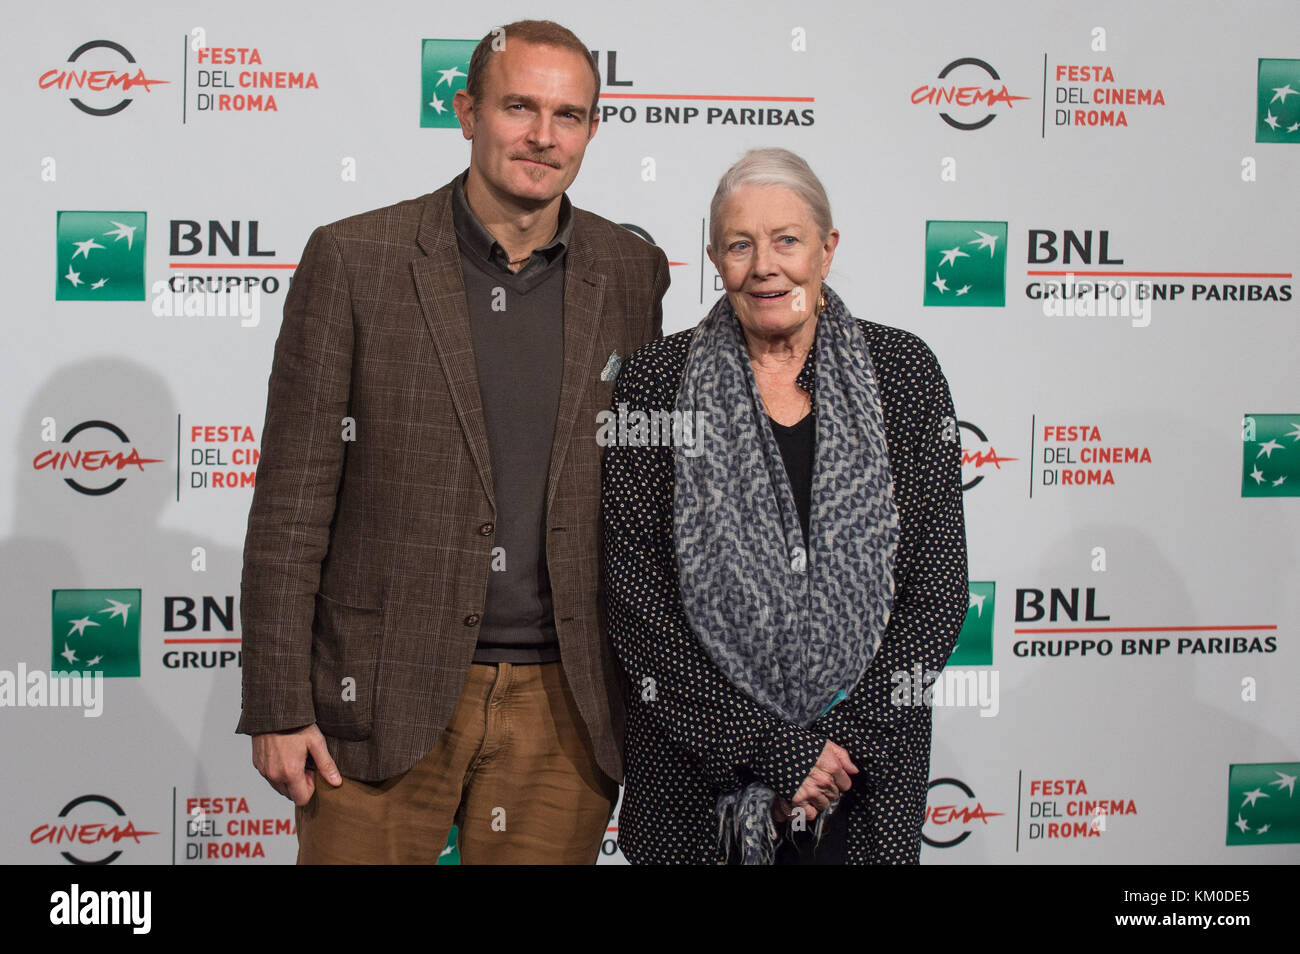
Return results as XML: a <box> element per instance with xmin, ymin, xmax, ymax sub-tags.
<box><xmin>602</xmin><ymin>148</ymin><xmax>968</xmax><ymax>864</ymax></box>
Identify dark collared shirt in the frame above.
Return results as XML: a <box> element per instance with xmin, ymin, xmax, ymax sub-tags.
<box><xmin>451</xmin><ymin>172</ymin><xmax>570</xmax><ymax>664</ymax></box>
<box><xmin>451</xmin><ymin>172</ymin><xmax>572</xmax><ymax>283</ymax></box>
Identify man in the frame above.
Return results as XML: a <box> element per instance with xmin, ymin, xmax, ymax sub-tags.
<box><xmin>236</xmin><ymin>19</ymin><xmax>669</xmax><ymax>864</ymax></box>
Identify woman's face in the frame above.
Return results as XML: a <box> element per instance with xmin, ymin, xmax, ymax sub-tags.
<box><xmin>708</xmin><ymin>184</ymin><xmax>839</xmax><ymax>343</ymax></box>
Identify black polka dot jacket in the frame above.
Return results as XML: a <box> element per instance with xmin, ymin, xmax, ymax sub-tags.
<box><xmin>602</xmin><ymin>318</ymin><xmax>969</xmax><ymax>864</ymax></box>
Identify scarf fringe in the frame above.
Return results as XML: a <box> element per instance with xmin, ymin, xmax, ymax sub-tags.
<box><xmin>716</xmin><ymin>783</ymin><xmax>838</xmax><ymax>864</ymax></box>
<box><xmin>717</xmin><ymin>783</ymin><xmax>778</xmax><ymax>865</ymax></box>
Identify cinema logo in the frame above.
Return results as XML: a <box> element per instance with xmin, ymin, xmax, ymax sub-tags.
<box><xmin>911</xmin><ymin>57</ymin><xmax>1030</xmax><ymax>130</ymax></box>
<box><xmin>1033</xmin><ymin>422</ymin><xmax>1151</xmax><ymax>489</ymax></box>
<box><xmin>1026</xmin><ymin>777</ymin><xmax>1136</xmax><ymax>840</ymax></box>
<box><xmin>38</xmin><ymin>40</ymin><xmax>168</xmax><ymax>116</ymax></box>
<box><xmin>182</xmin><ymin>794</ymin><xmax>293</xmax><ymax>861</ymax></box>
<box><xmin>922</xmin><ymin>778</ymin><xmax>1003</xmax><ymax>848</ymax></box>
<box><xmin>959</xmin><ymin>422</ymin><xmax>1017</xmax><ymax>491</ymax></box>
<box><xmin>183</xmin><ymin>421</ymin><xmax>260</xmax><ymax>493</ymax></box>
<box><xmin>189</xmin><ymin>43</ymin><xmax>320</xmax><ymax>115</ymax></box>
<box><xmin>33</xmin><ymin>420</ymin><xmax>163</xmax><ymax>496</ymax></box>
<box><xmin>1048</xmin><ymin>63</ymin><xmax>1166</xmax><ymax>130</ymax></box>
<box><xmin>31</xmin><ymin>794</ymin><xmax>158</xmax><ymax>864</ymax></box>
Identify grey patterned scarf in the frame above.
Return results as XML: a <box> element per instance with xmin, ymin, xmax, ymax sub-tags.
<box><xmin>672</xmin><ymin>284</ymin><xmax>899</xmax><ymax>864</ymax></box>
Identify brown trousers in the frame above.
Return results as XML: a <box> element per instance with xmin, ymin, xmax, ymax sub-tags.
<box><xmin>296</xmin><ymin>662</ymin><xmax>617</xmax><ymax>864</ymax></box>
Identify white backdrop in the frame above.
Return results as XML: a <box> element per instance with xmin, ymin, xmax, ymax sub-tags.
<box><xmin>2</xmin><ymin>0</ymin><xmax>1297</xmax><ymax>864</ymax></box>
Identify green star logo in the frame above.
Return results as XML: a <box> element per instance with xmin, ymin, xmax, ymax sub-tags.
<box><xmin>56</xmin><ymin>211</ymin><xmax>146</xmax><ymax>301</ymax></box>
<box><xmin>924</xmin><ymin>220</ymin><xmax>1007</xmax><ymax>307</ymax></box>
<box><xmin>948</xmin><ymin>582</ymin><xmax>994</xmax><ymax>666</ymax></box>
<box><xmin>421</xmin><ymin>39</ymin><xmax>476</xmax><ymax>128</ymax></box>
<box><xmin>51</xmin><ymin>588</ymin><xmax>141</xmax><ymax>678</ymax></box>
<box><xmin>1241</xmin><ymin>413</ymin><xmax>1300</xmax><ymax>497</ymax></box>
<box><xmin>1256</xmin><ymin>59</ymin><xmax>1300</xmax><ymax>143</ymax></box>
<box><xmin>438</xmin><ymin>824</ymin><xmax>460</xmax><ymax>864</ymax></box>
<box><xmin>1226</xmin><ymin>762</ymin><xmax>1299</xmax><ymax>845</ymax></box>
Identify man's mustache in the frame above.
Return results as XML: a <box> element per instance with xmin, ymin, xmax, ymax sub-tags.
<box><xmin>511</xmin><ymin>153</ymin><xmax>560</xmax><ymax>168</ymax></box>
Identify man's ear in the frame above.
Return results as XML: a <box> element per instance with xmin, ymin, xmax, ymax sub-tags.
<box><xmin>452</xmin><ymin>89</ymin><xmax>475</xmax><ymax>141</ymax></box>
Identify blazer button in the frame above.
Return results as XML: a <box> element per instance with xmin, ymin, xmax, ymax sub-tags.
<box><xmin>464</xmin><ymin>613</ymin><xmax>481</xmax><ymax>626</ymax></box>
<box><xmin>479</xmin><ymin>522</ymin><xmax>495</xmax><ymax>536</ymax></box>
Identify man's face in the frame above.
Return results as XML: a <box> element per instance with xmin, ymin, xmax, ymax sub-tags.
<box><xmin>454</xmin><ymin>41</ymin><xmax>599</xmax><ymax>209</ymax></box>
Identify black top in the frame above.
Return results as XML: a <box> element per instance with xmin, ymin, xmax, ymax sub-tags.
<box><xmin>769</xmin><ymin>410</ymin><xmax>815</xmax><ymax>547</ymax></box>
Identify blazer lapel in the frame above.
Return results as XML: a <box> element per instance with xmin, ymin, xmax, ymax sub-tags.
<box><xmin>412</xmin><ymin>187</ymin><xmax>495</xmax><ymax>508</ymax></box>
<box><xmin>546</xmin><ymin>227</ymin><xmax>606</xmax><ymax>511</ymax></box>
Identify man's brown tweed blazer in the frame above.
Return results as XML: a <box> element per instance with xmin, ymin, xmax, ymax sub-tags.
<box><xmin>236</xmin><ymin>176</ymin><xmax>669</xmax><ymax>782</ymax></box>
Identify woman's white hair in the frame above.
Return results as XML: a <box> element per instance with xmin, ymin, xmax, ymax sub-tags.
<box><xmin>708</xmin><ymin>147</ymin><xmax>833</xmax><ymax>251</ymax></box>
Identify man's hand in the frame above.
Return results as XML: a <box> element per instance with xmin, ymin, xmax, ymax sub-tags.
<box><xmin>252</xmin><ymin>724</ymin><xmax>342</xmax><ymax>806</ymax></box>
<box><xmin>790</xmin><ymin>740</ymin><xmax>857</xmax><ymax>822</ymax></box>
